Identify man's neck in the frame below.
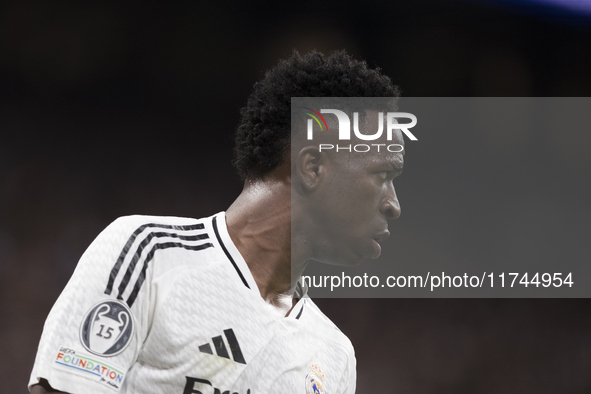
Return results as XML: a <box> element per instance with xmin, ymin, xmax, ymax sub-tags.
<box><xmin>225</xmin><ymin>170</ymin><xmax>308</xmax><ymax>314</ymax></box>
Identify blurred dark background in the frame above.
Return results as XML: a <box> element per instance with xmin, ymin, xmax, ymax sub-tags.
<box><xmin>2</xmin><ymin>0</ymin><xmax>591</xmax><ymax>393</ymax></box>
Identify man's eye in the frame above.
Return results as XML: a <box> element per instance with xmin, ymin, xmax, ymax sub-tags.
<box><xmin>377</xmin><ymin>171</ymin><xmax>389</xmax><ymax>180</ymax></box>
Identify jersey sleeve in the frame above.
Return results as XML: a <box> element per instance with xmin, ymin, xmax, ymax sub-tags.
<box><xmin>29</xmin><ymin>216</ymin><xmax>156</xmax><ymax>394</ymax></box>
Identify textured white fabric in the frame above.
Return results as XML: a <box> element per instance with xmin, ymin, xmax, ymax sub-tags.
<box><xmin>29</xmin><ymin>212</ymin><xmax>356</xmax><ymax>394</ymax></box>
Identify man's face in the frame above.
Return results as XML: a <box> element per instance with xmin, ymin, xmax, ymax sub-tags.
<box><xmin>307</xmin><ymin>112</ymin><xmax>404</xmax><ymax>266</ymax></box>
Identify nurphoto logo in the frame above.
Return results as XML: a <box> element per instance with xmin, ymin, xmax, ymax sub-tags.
<box><xmin>303</xmin><ymin>107</ymin><xmax>417</xmax><ymax>153</ymax></box>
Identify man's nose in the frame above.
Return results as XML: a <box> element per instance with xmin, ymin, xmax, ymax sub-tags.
<box><xmin>380</xmin><ymin>184</ymin><xmax>401</xmax><ymax>220</ymax></box>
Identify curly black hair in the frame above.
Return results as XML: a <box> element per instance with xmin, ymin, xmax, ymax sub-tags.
<box><xmin>233</xmin><ymin>50</ymin><xmax>400</xmax><ymax>180</ymax></box>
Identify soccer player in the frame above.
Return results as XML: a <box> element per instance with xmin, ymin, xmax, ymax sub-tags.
<box><xmin>29</xmin><ymin>50</ymin><xmax>403</xmax><ymax>394</ymax></box>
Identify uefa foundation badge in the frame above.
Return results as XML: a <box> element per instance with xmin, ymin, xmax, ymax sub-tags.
<box><xmin>79</xmin><ymin>299</ymin><xmax>134</xmax><ymax>357</ymax></box>
<box><xmin>305</xmin><ymin>362</ymin><xmax>326</xmax><ymax>394</ymax></box>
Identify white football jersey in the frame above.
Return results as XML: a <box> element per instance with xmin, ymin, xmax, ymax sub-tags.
<box><xmin>29</xmin><ymin>212</ymin><xmax>356</xmax><ymax>394</ymax></box>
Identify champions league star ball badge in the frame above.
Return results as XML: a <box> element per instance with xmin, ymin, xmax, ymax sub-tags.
<box><xmin>80</xmin><ymin>299</ymin><xmax>134</xmax><ymax>357</ymax></box>
<box><xmin>305</xmin><ymin>363</ymin><xmax>326</xmax><ymax>394</ymax></box>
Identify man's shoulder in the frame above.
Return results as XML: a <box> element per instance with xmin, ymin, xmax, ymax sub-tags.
<box><xmin>100</xmin><ymin>213</ymin><xmax>216</xmax><ymax>244</ymax></box>
<box><xmin>109</xmin><ymin>213</ymin><xmax>208</xmax><ymax>230</ymax></box>
<box><xmin>93</xmin><ymin>213</ymin><xmax>223</xmax><ymax>307</ymax></box>
<box><xmin>302</xmin><ymin>298</ymin><xmax>355</xmax><ymax>354</ymax></box>
<box><xmin>103</xmin><ymin>213</ymin><xmax>220</xmax><ymax>266</ymax></box>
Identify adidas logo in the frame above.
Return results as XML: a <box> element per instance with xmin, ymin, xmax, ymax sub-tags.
<box><xmin>199</xmin><ymin>328</ymin><xmax>246</xmax><ymax>364</ymax></box>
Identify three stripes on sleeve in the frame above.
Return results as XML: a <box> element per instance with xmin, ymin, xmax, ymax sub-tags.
<box><xmin>104</xmin><ymin>222</ymin><xmax>213</xmax><ymax>307</ymax></box>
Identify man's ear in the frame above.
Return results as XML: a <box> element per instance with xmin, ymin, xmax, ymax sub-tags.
<box><xmin>295</xmin><ymin>146</ymin><xmax>327</xmax><ymax>191</ymax></box>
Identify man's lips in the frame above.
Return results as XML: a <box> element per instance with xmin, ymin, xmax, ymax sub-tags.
<box><xmin>373</xmin><ymin>231</ymin><xmax>390</xmax><ymax>243</ymax></box>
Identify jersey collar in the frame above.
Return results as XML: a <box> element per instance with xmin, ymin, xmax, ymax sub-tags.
<box><xmin>212</xmin><ymin>211</ymin><xmax>309</xmax><ymax>320</ymax></box>
<box><xmin>211</xmin><ymin>212</ymin><xmax>259</xmax><ymax>291</ymax></box>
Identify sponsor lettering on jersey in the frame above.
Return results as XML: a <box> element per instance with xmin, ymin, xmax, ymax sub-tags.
<box><xmin>53</xmin><ymin>347</ymin><xmax>126</xmax><ymax>391</ymax></box>
<box><xmin>183</xmin><ymin>376</ymin><xmax>251</xmax><ymax>394</ymax></box>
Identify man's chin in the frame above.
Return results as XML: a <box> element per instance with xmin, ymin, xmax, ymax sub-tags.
<box><xmin>354</xmin><ymin>240</ymin><xmax>382</xmax><ymax>261</ymax></box>
<box><xmin>369</xmin><ymin>239</ymin><xmax>382</xmax><ymax>259</ymax></box>
<box><xmin>333</xmin><ymin>248</ymin><xmax>378</xmax><ymax>266</ymax></box>
<box><xmin>309</xmin><ymin>242</ymin><xmax>380</xmax><ymax>266</ymax></box>
<box><xmin>311</xmin><ymin>253</ymin><xmax>364</xmax><ymax>267</ymax></box>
